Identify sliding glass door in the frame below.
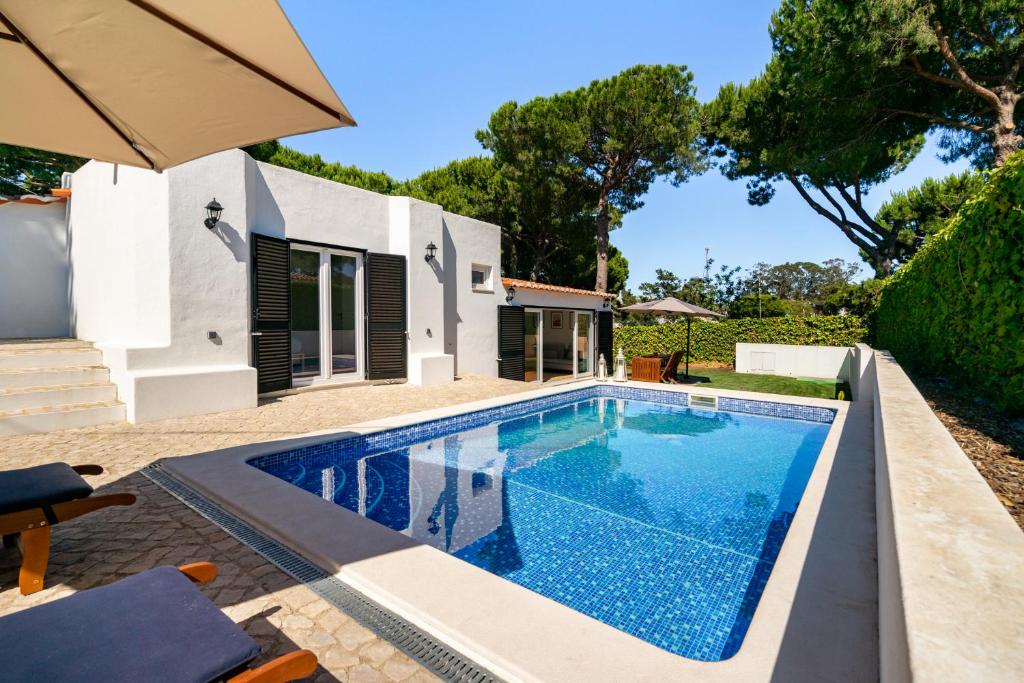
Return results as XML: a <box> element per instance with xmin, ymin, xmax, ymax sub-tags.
<box><xmin>290</xmin><ymin>245</ymin><xmax>364</xmax><ymax>386</ymax></box>
<box><xmin>290</xmin><ymin>250</ymin><xmax>321</xmax><ymax>378</ymax></box>
<box><xmin>524</xmin><ymin>308</ymin><xmax>594</xmax><ymax>383</ymax></box>
<box><xmin>576</xmin><ymin>312</ymin><xmax>592</xmax><ymax>375</ymax></box>
<box><xmin>330</xmin><ymin>254</ymin><xmax>358</xmax><ymax>375</ymax></box>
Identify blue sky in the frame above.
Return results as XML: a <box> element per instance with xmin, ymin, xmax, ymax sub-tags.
<box><xmin>280</xmin><ymin>0</ymin><xmax>968</xmax><ymax>289</ymax></box>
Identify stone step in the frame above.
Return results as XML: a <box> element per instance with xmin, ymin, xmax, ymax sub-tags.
<box><xmin>0</xmin><ymin>338</ymin><xmax>94</xmax><ymax>352</ymax></box>
<box><xmin>0</xmin><ymin>400</ymin><xmax>125</xmax><ymax>436</ymax></box>
<box><xmin>0</xmin><ymin>383</ymin><xmax>118</xmax><ymax>412</ymax></box>
<box><xmin>0</xmin><ymin>347</ymin><xmax>103</xmax><ymax>369</ymax></box>
<box><xmin>0</xmin><ymin>366</ymin><xmax>109</xmax><ymax>390</ymax></box>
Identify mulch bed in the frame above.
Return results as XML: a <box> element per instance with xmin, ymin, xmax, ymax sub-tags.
<box><xmin>909</xmin><ymin>373</ymin><xmax>1024</xmax><ymax>530</ymax></box>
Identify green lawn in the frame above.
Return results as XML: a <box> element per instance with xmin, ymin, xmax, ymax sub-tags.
<box><xmin>670</xmin><ymin>368</ymin><xmax>849</xmax><ymax>401</ymax></box>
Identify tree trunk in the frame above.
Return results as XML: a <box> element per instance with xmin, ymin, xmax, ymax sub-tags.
<box><xmin>992</xmin><ymin>93</ymin><xmax>1022</xmax><ymax>167</ymax></box>
<box><xmin>594</xmin><ymin>192</ymin><xmax>610</xmax><ymax>293</ymax></box>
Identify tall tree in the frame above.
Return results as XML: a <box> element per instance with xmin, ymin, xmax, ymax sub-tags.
<box><xmin>769</xmin><ymin>0</ymin><xmax>1024</xmax><ymax>167</ymax></box>
<box><xmin>705</xmin><ymin>0</ymin><xmax>1022</xmax><ymax>275</ymax></box>
<box><xmin>0</xmin><ymin>144</ymin><xmax>85</xmax><ymax>196</ymax></box>
<box><xmin>705</xmin><ymin>64</ymin><xmax>925</xmax><ymax>277</ymax></box>
<box><xmin>479</xmin><ymin>64</ymin><xmax>703</xmax><ymax>292</ymax></box>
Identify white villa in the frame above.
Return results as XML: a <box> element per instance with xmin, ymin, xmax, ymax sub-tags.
<box><xmin>0</xmin><ymin>148</ymin><xmax>613</xmax><ymax>426</ymax></box>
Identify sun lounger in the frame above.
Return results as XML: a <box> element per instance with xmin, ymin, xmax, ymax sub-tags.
<box><xmin>0</xmin><ymin>562</ymin><xmax>318</xmax><ymax>682</ymax></box>
<box><xmin>0</xmin><ymin>463</ymin><xmax>135</xmax><ymax>595</ymax></box>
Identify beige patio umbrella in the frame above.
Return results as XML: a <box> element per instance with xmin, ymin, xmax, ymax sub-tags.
<box><xmin>620</xmin><ymin>296</ymin><xmax>725</xmax><ymax>380</ymax></box>
<box><xmin>0</xmin><ymin>0</ymin><xmax>355</xmax><ymax>172</ymax></box>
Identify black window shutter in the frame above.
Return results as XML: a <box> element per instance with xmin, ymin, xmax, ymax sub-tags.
<box><xmin>497</xmin><ymin>305</ymin><xmax>525</xmax><ymax>381</ymax></box>
<box><xmin>251</xmin><ymin>234</ymin><xmax>291</xmax><ymax>393</ymax></box>
<box><xmin>597</xmin><ymin>310</ymin><xmax>613</xmax><ymax>369</ymax></box>
<box><xmin>365</xmin><ymin>253</ymin><xmax>407</xmax><ymax>380</ymax></box>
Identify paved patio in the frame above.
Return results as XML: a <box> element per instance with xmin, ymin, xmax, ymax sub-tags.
<box><xmin>0</xmin><ymin>375</ymin><xmax>531</xmax><ymax>683</ymax></box>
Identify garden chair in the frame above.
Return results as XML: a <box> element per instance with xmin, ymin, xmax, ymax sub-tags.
<box><xmin>0</xmin><ymin>463</ymin><xmax>136</xmax><ymax>595</ymax></box>
<box><xmin>0</xmin><ymin>562</ymin><xmax>318</xmax><ymax>682</ymax></box>
<box><xmin>660</xmin><ymin>351</ymin><xmax>685</xmax><ymax>383</ymax></box>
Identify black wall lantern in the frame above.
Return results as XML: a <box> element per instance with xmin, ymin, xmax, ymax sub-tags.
<box><xmin>505</xmin><ymin>285</ymin><xmax>516</xmax><ymax>304</ymax></box>
<box><xmin>424</xmin><ymin>241</ymin><xmax>437</xmax><ymax>262</ymax></box>
<box><xmin>204</xmin><ymin>198</ymin><xmax>223</xmax><ymax>230</ymax></box>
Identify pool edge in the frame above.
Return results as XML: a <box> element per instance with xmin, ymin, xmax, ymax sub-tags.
<box><xmin>158</xmin><ymin>381</ymin><xmax>876</xmax><ymax>683</ymax></box>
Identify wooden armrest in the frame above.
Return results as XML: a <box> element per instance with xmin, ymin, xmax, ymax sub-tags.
<box><xmin>177</xmin><ymin>562</ymin><xmax>217</xmax><ymax>584</ymax></box>
<box><xmin>227</xmin><ymin>650</ymin><xmax>318</xmax><ymax>683</ymax></box>
<box><xmin>0</xmin><ymin>493</ymin><xmax>136</xmax><ymax>535</ymax></box>
<box><xmin>71</xmin><ymin>464</ymin><xmax>104</xmax><ymax>476</ymax></box>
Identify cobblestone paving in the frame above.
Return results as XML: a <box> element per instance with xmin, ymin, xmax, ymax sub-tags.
<box><xmin>0</xmin><ymin>376</ymin><xmax>531</xmax><ymax>682</ymax></box>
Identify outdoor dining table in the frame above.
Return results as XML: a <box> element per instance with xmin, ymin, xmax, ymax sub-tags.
<box><xmin>631</xmin><ymin>355</ymin><xmax>667</xmax><ymax>382</ymax></box>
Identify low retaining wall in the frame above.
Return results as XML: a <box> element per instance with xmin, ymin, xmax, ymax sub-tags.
<box><xmin>872</xmin><ymin>350</ymin><xmax>1024</xmax><ymax>681</ymax></box>
<box><xmin>735</xmin><ymin>343</ymin><xmax>853</xmax><ymax>380</ymax></box>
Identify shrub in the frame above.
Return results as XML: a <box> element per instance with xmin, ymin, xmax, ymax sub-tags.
<box><xmin>613</xmin><ymin>316</ymin><xmax>866</xmax><ymax>364</ymax></box>
<box><xmin>875</xmin><ymin>151</ymin><xmax>1024</xmax><ymax>415</ymax></box>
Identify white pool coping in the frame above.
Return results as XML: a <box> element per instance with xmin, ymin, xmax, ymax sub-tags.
<box><xmin>162</xmin><ymin>380</ymin><xmax>878</xmax><ymax>682</ymax></box>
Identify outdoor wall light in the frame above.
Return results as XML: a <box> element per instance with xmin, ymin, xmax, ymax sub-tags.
<box><xmin>424</xmin><ymin>241</ymin><xmax>437</xmax><ymax>262</ymax></box>
<box><xmin>204</xmin><ymin>198</ymin><xmax>223</xmax><ymax>230</ymax></box>
<box><xmin>505</xmin><ymin>285</ymin><xmax>516</xmax><ymax>304</ymax></box>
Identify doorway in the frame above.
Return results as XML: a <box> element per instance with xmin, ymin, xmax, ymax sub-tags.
<box><xmin>289</xmin><ymin>244</ymin><xmax>364</xmax><ymax>386</ymax></box>
<box><xmin>524</xmin><ymin>308</ymin><xmax>593</xmax><ymax>384</ymax></box>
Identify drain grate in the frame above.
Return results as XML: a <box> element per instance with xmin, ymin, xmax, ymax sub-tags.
<box><xmin>142</xmin><ymin>463</ymin><xmax>501</xmax><ymax>683</ymax></box>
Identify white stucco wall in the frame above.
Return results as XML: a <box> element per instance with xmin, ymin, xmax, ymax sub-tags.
<box><xmin>735</xmin><ymin>342</ymin><xmax>854</xmax><ymax>380</ymax></box>
<box><xmin>63</xmin><ymin>148</ymin><xmax>524</xmax><ymax>417</ymax></box>
<box><xmin>442</xmin><ymin>211</ymin><xmax>502</xmax><ymax>377</ymax></box>
<box><xmin>506</xmin><ymin>286</ymin><xmax>609</xmax><ymax>312</ymax></box>
<box><xmin>0</xmin><ymin>201</ymin><xmax>69</xmax><ymax>338</ymax></box>
<box><xmin>251</xmin><ymin>160</ymin><xmax>390</xmax><ymax>251</ymax></box>
<box><xmin>69</xmin><ymin>160</ymin><xmax>170</xmax><ymax>347</ymax></box>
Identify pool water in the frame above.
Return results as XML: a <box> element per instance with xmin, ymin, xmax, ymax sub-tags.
<box><xmin>254</xmin><ymin>395</ymin><xmax>831</xmax><ymax>661</ymax></box>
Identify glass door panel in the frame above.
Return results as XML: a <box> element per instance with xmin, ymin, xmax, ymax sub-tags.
<box><xmin>524</xmin><ymin>311</ymin><xmax>540</xmax><ymax>383</ymax></box>
<box><xmin>577</xmin><ymin>312</ymin><xmax>591</xmax><ymax>375</ymax></box>
<box><xmin>331</xmin><ymin>254</ymin><xmax>357</xmax><ymax>374</ymax></box>
<box><xmin>290</xmin><ymin>248</ymin><xmax>321</xmax><ymax>378</ymax></box>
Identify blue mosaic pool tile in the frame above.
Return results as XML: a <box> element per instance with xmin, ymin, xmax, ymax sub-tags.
<box><xmin>250</xmin><ymin>384</ymin><xmax>834</xmax><ymax>473</ymax></box>
<box><xmin>250</xmin><ymin>389</ymin><xmax>833</xmax><ymax>662</ymax></box>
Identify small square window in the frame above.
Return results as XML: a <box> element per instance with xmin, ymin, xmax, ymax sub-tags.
<box><xmin>471</xmin><ymin>264</ymin><xmax>492</xmax><ymax>291</ymax></box>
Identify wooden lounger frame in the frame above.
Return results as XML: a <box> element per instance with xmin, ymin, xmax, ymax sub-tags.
<box><xmin>0</xmin><ymin>464</ymin><xmax>136</xmax><ymax>595</ymax></box>
<box><xmin>178</xmin><ymin>562</ymin><xmax>318</xmax><ymax>683</ymax></box>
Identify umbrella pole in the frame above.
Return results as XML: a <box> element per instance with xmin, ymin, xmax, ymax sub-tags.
<box><xmin>685</xmin><ymin>317</ymin><xmax>691</xmax><ymax>379</ymax></box>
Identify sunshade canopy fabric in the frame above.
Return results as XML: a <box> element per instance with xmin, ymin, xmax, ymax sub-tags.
<box><xmin>0</xmin><ymin>0</ymin><xmax>354</xmax><ymax>171</ymax></box>
<box><xmin>620</xmin><ymin>296</ymin><xmax>725</xmax><ymax>317</ymax></box>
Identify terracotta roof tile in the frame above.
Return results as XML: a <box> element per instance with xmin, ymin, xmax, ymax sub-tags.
<box><xmin>501</xmin><ymin>277</ymin><xmax>613</xmax><ymax>298</ymax></box>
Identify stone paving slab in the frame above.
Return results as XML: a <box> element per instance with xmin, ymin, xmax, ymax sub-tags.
<box><xmin>0</xmin><ymin>375</ymin><xmax>531</xmax><ymax>682</ymax></box>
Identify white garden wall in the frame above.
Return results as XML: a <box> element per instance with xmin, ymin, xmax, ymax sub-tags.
<box><xmin>872</xmin><ymin>350</ymin><xmax>1024</xmax><ymax>681</ymax></box>
<box><xmin>0</xmin><ymin>200</ymin><xmax>69</xmax><ymax>338</ymax></box>
<box><xmin>735</xmin><ymin>342</ymin><xmax>854</xmax><ymax>380</ymax></box>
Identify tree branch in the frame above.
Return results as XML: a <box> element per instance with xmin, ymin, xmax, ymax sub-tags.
<box><xmin>929</xmin><ymin>21</ymin><xmax>1001</xmax><ymax>107</ymax></box>
<box><xmin>786</xmin><ymin>175</ymin><xmax>880</xmax><ymax>255</ymax></box>
<box><xmin>834</xmin><ymin>184</ymin><xmax>894</xmax><ymax>239</ymax></box>
<box><xmin>880</xmin><ymin>107</ymin><xmax>988</xmax><ymax>133</ymax></box>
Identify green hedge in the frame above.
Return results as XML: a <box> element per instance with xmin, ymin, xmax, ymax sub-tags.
<box><xmin>875</xmin><ymin>151</ymin><xmax>1024</xmax><ymax>415</ymax></box>
<box><xmin>612</xmin><ymin>316</ymin><xmax>867</xmax><ymax>364</ymax></box>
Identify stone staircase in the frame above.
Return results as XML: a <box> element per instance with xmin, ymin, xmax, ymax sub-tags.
<box><xmin>0</xmin><ymin>339</ymin><xmax>125</xmax><ymax>436</ymax></box>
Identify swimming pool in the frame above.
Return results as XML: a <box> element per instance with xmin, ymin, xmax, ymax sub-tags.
<box><xmin>251</xmin><ymin>386</ymin><xmax>833</xmax><ymax>662</ymax></box>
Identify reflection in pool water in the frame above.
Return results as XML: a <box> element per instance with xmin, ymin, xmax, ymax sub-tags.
<box><xmin>257</xmin><ymin>397</ymin><xmax>829</xmax><ymax>662</ymax></box>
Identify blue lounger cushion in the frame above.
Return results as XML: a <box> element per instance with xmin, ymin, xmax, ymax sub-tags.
<box><xmin>0</xmin><ymin>463</ymin><xmax>93</xmax><ymax>516</ymax></box>
<box><xmin>0</xmin><ymin>566</ymin><xmax>261</xmax><ymax>682</ymax></box>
